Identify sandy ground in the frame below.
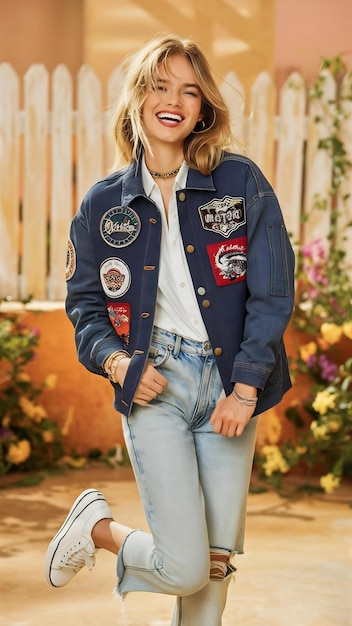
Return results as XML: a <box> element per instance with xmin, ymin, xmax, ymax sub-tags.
<box><xmin>0</xmin><ymin>465</ymin><xmax>351</xmax><ymax>626</ymax></box>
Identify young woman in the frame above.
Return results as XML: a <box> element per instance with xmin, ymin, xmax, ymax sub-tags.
<box><xmin>46</xmin><ymin>34</ymin><xmax>295</xmax><ymax>625</ymax></box>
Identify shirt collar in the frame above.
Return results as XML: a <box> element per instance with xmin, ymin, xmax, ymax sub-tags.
<box><xmin>141</xmin><ymin>155</ymin><xmax>188</xmax><ymax>197</ymax></box>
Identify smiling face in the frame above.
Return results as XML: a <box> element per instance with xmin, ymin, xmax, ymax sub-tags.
<box><xmin>141</xmin><ymin>54</ymin><xmax>203</xmax><ymax>152</ymax></box>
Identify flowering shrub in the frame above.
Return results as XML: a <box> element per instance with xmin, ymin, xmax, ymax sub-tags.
<box><xmin>294</xmin><ymin>239</ymin><xmax>351</xmax><ymax>332</ymax></box>
<box><xmin>257</xmin><ymin>336</ymin><xmax>351</xmax><ymax>494</ymax></box>
<box><xmin>255</xmin><ymin>238</ymin><xmax>352</xmax><ymax>495</ymax></box>
<box><xmin>0</xmin><ymin>312</ymin><xmax>63</xmax><ymax>475</ymax></box>
<box><xmin>255</xmin><ymin>56</ymin><xmax>352</xmax><ymax>496</ymax></box>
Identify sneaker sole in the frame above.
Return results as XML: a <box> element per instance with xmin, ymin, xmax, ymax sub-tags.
<box><xmin>45</xmin><ymin>488</ymin><xmax>106</xmax><ymax>587</ymax></box>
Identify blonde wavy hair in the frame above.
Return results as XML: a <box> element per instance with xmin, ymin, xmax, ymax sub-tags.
<box><xmin>112</xmin><ymin>34</ymin><xmax>239</xmax><ymax>175</ymax></box>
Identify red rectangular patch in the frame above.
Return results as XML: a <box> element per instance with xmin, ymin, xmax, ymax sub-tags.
<box><xmin>106</xmin><ymin>302</ymin><xmax>130</xmax><ymax>345</ymax></box>
<box><xmin>207</xmin><ymin>237</ymin><xmax>247</xmax><ymax>287</ymax></box>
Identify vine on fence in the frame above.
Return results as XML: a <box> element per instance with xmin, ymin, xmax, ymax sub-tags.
<box><xmin>255</xmin><ymin>55</ymin><xmax>352</xmax><ymax>496</ymax></box>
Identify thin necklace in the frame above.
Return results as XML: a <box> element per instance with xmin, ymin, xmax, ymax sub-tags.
<box><xmin>147</xmin><ymin>165</ymin><xmax>181</xmax><ymax>178</ymax></box>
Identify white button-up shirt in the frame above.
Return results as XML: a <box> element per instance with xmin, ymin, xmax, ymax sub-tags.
<box><xmin>142</xmin><ymin>158</ymin><xmax>208</xmax><ymax>341</ymax></box>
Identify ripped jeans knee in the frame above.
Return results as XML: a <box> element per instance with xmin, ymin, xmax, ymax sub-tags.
<box><xmin>209</xmin><ymin>548</ymin><xmax>237</xmax><ymax>581</ymax></box>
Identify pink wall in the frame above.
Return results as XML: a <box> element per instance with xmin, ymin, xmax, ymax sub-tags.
<box><xmin>274</xmin><ymin>0</ymin><xmax>352</xmax><ymax>88</ymax></box>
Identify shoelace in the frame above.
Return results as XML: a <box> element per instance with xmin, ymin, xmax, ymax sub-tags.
<box><xmin>59</xmin><ymin>540</ymin><xmax>96</xmax><ymax>571</ymax></box>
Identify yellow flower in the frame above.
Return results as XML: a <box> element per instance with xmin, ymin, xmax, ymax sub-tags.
<box><xmin>328</xmin><ymin>420</ymin><xmax>340</xmax><ymax>433</ymax></box>
<box><xmin>342</xmin><ymin>321</ymin><xmax>352</xmax><ymax>340</ymax></box>
<box><xmin>320</xmin><ymin>473</ymin><xmax>340</xmax><ymax>494</ymax></box>
<box><xmin>59</xmin><ymin>455</ymin><xmax>87</xmax><ymax>469</ymax></box>
<box><xmin>32</xmin><ymin>405</ymin><xmax>47</xmax><ymax>422</ymax></box>
<box><xmin>19</xmin><ymin>396</ymin><xmax>35</xmax><ymax>417</ymax></box>
<box><xmin>261</xmin><ymin>445</ymin><xmax>289</xmax><ymax>476</ymax></box>
<box><xmin>320</xmin><ymin>322</ymin><xmax>343</xmax><ymax>345</ymax></box>
<box><xmin>312</xmin><ymin>390</ymin><xmax>337</xmax><ymax>415</ymax></box>
<box><xmin>17</xmin><ymin>372</ymin><xmax>31</xmax><ymax>383</ymax></box>
<box><xmin>7</xmin><ymin>439</ymin><xmax>31</xmax><ymax>465</ymax></box>
<box><xmin>311</xmin><ymin>422</ymin><xmax>329</xmax><ymax>440</ymax></box>
<box><xmin>315</xmin><ymin>305</ymin><xmax>328</xmax><ymax>319</ymax></box>
<box><xmin>44</xmin><ymin>374</ymin><xmax>57</xmax><ymax>389</ymax></box>
<box><xmin>296</xmin><ymin>446</ymin><xmax>307</xmax><ymax>455</ymax></box>
<box><xmin>18</xmin><ymin>397</ymin><xmax>47</xmax><ymax>422</ymax></box>
<box><xmin>262</xmin><ymin>445</ymin><xmax>276</xmax><ymax>455</ymax></box>
<box><xmin>299</xmin><ymin>342</ymin><xmax>317</xmax><ymax>362</ymax></box>
<box><xmin>42</xmin><ymin>430</ymin><xmax>55</xmax><ymax>443</ymax></box>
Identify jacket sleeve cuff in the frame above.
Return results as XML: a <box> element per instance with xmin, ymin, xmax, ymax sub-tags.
<box><xmin>93</xmin><ymin>339</ymin><xmax>128</xmax><ymax>371</ymax></box>
<box><xmin>231</xmin><ymin>361</ymin><xmax>270</xmax><ymax>390</ymax></box>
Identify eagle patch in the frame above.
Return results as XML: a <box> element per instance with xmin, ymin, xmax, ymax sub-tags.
<box><xmin>207</xmin><ymin>237</ymin><xmax>247</xmax><ymax>286</ymax></box>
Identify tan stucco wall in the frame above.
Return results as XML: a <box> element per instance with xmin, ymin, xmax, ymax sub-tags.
<box><xmin>0</xmin><ymin>0</ymin><xmax>83</xmax><ymax>81</ymax></box>
<box><xmin>23</xmin><ymin>309</ymin><xmax>123</xmax><ymax>455</ymax></box>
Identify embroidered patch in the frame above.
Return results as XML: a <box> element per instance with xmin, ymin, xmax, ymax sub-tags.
<box><xmin>198</xmin><ymin>196</ymin><xmax>245</xmax><ymax>238</ymax></box>
<box><xmin>100</xmin><ymin>206</ymin><xmax>141</xmax><ymax>248</ymax></box>
<box><xmin>207</xmin><ymin>237</ymin><xmax>247</xmax><ymax>286</ymax></box>
<box><xmin>66</xmin><ymin>238</ymin><xmax>76</xmax><ymax>281</ymax></box>
<box><xmin>100</xmin><ymin>258</ymin><xmax>131</xmax><ymax>298</ymax></box>
<box><xmin>107</xmin><ymin>302</ymin><xmax>130</xmax><ymax>345</ymax></box>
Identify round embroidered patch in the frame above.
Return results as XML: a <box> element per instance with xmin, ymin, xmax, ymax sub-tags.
<box><xmin>66</xmin><ymin>239</ymin><xmax>76</xmax><ymax>281</ymax></box>
<box><xmin>100</xmin><ymin>258</ymin><xmax>131</xmax><ymax>298</ymax></box>
<box><xmin>100</xmin><ymin>206</ymin><xmax>141</xmax><ymax>248</ymax></box>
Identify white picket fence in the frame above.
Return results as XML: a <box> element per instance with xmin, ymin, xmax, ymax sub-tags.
<box><xmin>1</xmin><ymin>63</ymin><xmax>351</xmax><ymax>301</ymax></box>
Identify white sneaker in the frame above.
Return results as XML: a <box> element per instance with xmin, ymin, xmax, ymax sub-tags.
<box><xmin>45</xmin><ymin>488</ymin><xmax>113</xmax><ymax>587</ymax></box>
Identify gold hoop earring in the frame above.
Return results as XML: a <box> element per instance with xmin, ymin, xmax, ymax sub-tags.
<box><xmin>192</xmin><ymin>107</ymin><xmax>216</xmax><ymax>134</ymax></box>
<box><xmin>193</xmin><ymin>120</ymin><xmax>206</xmax><ymax>133</ymax></box>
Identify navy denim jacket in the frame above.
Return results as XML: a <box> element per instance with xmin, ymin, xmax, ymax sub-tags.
<box><xmin>66</xmin><ymin>152</ymin><xmax>295</xmax><ymax>417</ymax></box>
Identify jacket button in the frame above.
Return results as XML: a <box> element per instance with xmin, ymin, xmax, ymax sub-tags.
<box><xmin>197</xmin><ymin>287</ymin><xmax>206</xmax><ymax>295</ymax></box>
<box><xmin>186</xmin><ymin>245</ymin><xmax>195</xmax><ymax>253</ymax></box>
<box><xmin>141</xmin><ymin>312</ymin><xmax>150</xmax><ymax>318</ymax></box>
<box><xmin>201</xmin><ymin>299</ymin><xmax>210</xmax><ymax>308</ymax></box>
<box><xmin>213</xmin><ymin>347</ymin><xmax>223</xmax><ymax>356</ymax></box>
<box><xmin>179</xmin><ymin>192</ymin><xmax>186</xmax><ymax>201</ymax></box>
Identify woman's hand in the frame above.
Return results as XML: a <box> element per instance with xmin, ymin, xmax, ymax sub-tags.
<box><xmin>133</xmin><ymin>362</ymin><xmax>168</xmax><ymax>405</ymax></box>
<box><xmin>114</xmin><ymin>357</ymin><xmax>167</xmax><ymax>405</ymax></box>
<box><xmin>210</xmin><ymin>384</ymin><xmax>257</xmax><ymax>437</ymax></box>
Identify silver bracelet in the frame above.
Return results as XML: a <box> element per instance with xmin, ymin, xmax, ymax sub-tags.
<box><xmin>232</xmin><ymin>388</ymin><xmax>257</xmax><ymax>406</ymax></box>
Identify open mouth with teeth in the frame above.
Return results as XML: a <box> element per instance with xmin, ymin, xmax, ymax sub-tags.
<box><xmin>157</xmin><ymin>112</ymin><xmax>184</xmax><ymax>124</ymax></box>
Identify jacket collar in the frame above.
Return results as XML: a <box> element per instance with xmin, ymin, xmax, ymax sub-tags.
<box><xmin>120</xmin><ymin>157</ymin><xmax>216</xmax><ymax>205</ymax></box>
<box><xmin>186</xmin><ymin>166</ymin><xmax>216</xmax><ymax>192</ymax></box>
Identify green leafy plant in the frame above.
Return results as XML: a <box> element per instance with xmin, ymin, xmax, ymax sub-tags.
<box><xmin>295</xmin><ymin>54</ymin><xmax>352</xmax><ymax>333</ymax></box>
<box><xmin>0</xmin><ymin>312</ymin><xmax>63</xmax><ymax>475</ymax></box>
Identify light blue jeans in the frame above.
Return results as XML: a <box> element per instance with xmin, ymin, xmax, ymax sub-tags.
<box><xmin>117</xmin><ymin>327</ymin><xmax>258</xmax><ymax>626</ymax></box>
